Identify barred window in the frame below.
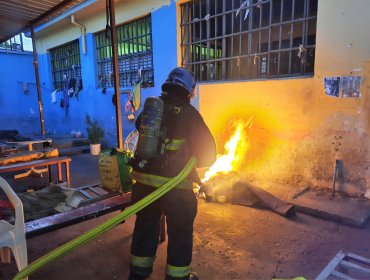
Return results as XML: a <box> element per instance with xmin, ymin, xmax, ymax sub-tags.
<box><xmin>0</xmin><ymin>33</ymin><xmax>32</xmax><ymax>52</ymax></box>
<box><xmin>180</xmin><ymin>0</ymin><xmax>317</xmax><ymax>82</ymax></box>
<box><xmin>50</xmin><ymin>40</ymin><xmax>81</xmax><ymax>91</ymax></box>
<box><xmin>96</xmin><ymin>15</ymin><xmax>154</xmax><ymax>89</ymax></box>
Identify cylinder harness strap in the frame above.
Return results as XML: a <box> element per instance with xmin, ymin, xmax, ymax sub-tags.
<box><xmin>134</xmin><ymin>137</ymin><xmax>190</xmax><ymax>189</ymax></box>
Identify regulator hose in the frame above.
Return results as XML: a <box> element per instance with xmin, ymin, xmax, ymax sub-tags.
<box><xmin>14</xmin><ymin>157</ymin><xmax>197</xmax><ymax>280</ymax></box>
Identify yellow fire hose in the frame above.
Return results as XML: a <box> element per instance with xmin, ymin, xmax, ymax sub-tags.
<box><xmin>14</xmin><ymin>157</ymin><xmax>197</xmax><ymax>280</ymax></box>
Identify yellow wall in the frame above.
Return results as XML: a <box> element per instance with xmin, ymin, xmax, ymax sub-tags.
<box><xmin>197</xmin><ymin>0</ymin><xmax>370</xmax><ymax>194</ymax></box>
<box><xmin>36</xmin><ymin>0</ymin><xmax>173</xmax><ymax>53</ymax></box>
<box><xmin>36</xmin><ymin>0</ymin><xmax>370</xmax><ymax>194</ymax></box>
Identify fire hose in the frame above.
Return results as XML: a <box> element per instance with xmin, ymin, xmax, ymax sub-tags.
<box><xmin>13</xmin><ymin>157</ymin><xmax>197</xmax><ymax>280</ymax></box>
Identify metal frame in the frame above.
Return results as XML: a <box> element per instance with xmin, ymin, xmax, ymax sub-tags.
<box><xmin>180</xmin><ymin>0</ymin><xmax>317</xmax><ymax>82</ymax></box>
<box><xmin>316</xmin><ymin>251</ymin><xmax>370</xmax><ymax>280</ymax></box>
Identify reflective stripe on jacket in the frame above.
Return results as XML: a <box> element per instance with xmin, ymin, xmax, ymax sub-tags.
<box><xmin>163</xmin><ymin>138</ymin><xmax>185</xmax><ymax>151</ymax></box>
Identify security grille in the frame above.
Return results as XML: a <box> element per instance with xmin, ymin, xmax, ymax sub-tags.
<box><xmin>96</xmin><ymin>14</ymin><xmax>154</xmax><ymax>89</ymax></box>
<box><xmin>50</xmin><ymin>40</ymin><xmax>81</xmax><ymax>91</ymax></box>
<box><xmin>180</xmin><ymin>0</ymin><xmax>317</xmax><ymax>82</ymax></box>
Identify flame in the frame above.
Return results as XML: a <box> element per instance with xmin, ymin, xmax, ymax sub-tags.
<box><xmin>201</xmin><ymin>117</ymin><xmax>253</xmax><ymax>183</ymax></box>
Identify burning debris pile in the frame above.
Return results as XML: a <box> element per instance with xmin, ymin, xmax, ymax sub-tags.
<box><xmin>198</xmin><ymin>118</ymin><xmax>295</xmax><ymax>218</ymax></box>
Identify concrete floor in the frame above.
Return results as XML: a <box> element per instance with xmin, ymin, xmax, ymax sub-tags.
<box><xmin>1</xmin><ymin>153</ymin><xmax>370</xmax><ymax>280</ymax></box>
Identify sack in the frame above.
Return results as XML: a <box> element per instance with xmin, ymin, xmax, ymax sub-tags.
<box><xmin>98</xmin><ymin>149</ymin><xmax>132</xmax><ymax>193</ymax></box>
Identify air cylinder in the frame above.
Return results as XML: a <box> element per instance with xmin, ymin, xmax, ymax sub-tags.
<box><xmin>136</xmin><ymin>97</ymin><xmax>164</xmax><ymax>161</ymax></box>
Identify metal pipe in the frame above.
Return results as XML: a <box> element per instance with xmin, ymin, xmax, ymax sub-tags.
<box><xmin>108</xmin><ymin>0</ymin><xmax>123</xmax><ymax>150</ymax></box>
<box><xmin>31</xmin><ymin>26</ymin><xmax>46</xmax><ymax>136</ymax></box>
<box><xmin>71</xmin><ymin>15</ymin><xmax>86</xmax><ymax>54</ymax></box>
<box><xmin>332</xmin><ymin>159</ymin><xmax>339</xmax><ymax>197</ymax></box>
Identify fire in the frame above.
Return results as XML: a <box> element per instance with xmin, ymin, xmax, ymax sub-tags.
<box><xmin>201</xmin><ymin>117</ymin><xmax>253</xmax><ymax>183</ymax></box>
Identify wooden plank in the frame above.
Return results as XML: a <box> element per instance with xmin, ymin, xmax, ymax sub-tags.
<box><xmin>79</xmin><ymin>189</ymin><xmax>94</xmax><ymax>200</ymax></box>
<box><xmin>24</xmin><ymin>192</ymin><xmax>132</xmax><ymax>238</ymax></box>
<box><xmin>88</xmin><ymin>186</ymin><xmax>108</xmax><ymax>196</ymax></box>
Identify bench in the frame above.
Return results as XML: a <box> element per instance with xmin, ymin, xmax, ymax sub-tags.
<box><xmin>0</xmin><ymin>157</ymin><xmax>72</xmax><ymax>188</ymax></box>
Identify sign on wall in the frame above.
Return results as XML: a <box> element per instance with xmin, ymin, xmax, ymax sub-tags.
<box><xmin>324</xmin><ymin>76</ymin><xmax>362</xmax><ymax>97</ymax></box>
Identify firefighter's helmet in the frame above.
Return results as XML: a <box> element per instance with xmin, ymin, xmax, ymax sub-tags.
<box><xmin>162</xmin><ymin>67</ymin><xmax>196</xmax><ymax>97</ymax></box>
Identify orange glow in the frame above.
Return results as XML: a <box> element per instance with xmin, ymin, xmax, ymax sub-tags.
<box><xmin>201</xmin><ymin>117</ymin><xmax>253</xmax><ymax>183</ymax></box>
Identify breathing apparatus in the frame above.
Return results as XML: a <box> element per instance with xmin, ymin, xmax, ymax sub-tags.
<box><xmin>135</xmin><ymin>67</ymin><xmax>196</xmax><ymax>167</ymax></box>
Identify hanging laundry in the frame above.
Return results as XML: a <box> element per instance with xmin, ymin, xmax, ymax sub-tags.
<box><xmin>22</xmin><ymin>82</ymin><xmax>29</xmax><ymax>94</ymax></box>
<box><xmin>236</xmin><ymin>0</ymin><xmax>250</xmax><ymax>21</ymax></box>
<box><xmin>63</xmin><ymin>80</ymin><xmax>70</xmax><ymax>117</ymax></box>
<box><xmin>100</xmin><ymin>75</ymin><xmax>107</xmax><ymax>94</ymax></box>
<box><xmin>75</xmin><ymin>77</ymin><xmax>82</xmax><ymax>100</ymax></box>
<box><xmin>125</xmin><ymin>99</ymin><xmax>135</xmax><ymax>120</ymax></box>
<box><xmin>68</xmin><ymin>78</ymin><xmax>76</xmax><ymax>97</ymax></box>
<box><xmin>112</xmin><ymin>93</ymin><xmax>117</xmax><ymax>106</ymax></box>
<box><xmin>131</xmin><ymin>80</ymin><xmax>142</xmax><ymax>111</ymax></box>
<box><xmin>51</xmin><ymin>89</ymin><xmax>57</xmax><ymax>104</ymax></box>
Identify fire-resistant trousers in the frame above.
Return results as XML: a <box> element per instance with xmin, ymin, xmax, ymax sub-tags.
<box><xmin>130</xmin><ymin>182</ymin><xmax>197</xmax><ymax>279</ymax></box>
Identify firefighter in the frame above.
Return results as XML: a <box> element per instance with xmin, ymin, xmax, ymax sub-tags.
<box><xmin>128</xmin><ymin>67</ymin><xmax>217</xmax><ymax>280</ymax></box>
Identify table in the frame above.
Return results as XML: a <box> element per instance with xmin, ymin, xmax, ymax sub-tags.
<box><xmin>6</xmin><ymin>138</ymin><xmax>52</xmax><ymax>152</ymax></box>
<box><xmin>6</xmin><ymin>137</ymin><xmax>53</xmax><ymax>178</ymax></box>
<box><xmin>0</xmin><ymin>157</ymin><xmax>72</xmax><ymax>187</ymax></box>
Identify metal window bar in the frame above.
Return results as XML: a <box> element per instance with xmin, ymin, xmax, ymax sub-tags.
<box><xmin>96</xmin><ymin>14</ymin><xmax>154</xmax><ymax>89</ymax></box>
<box><xmin>180</xmin><ymin>0</ymin><xmax>317</xmax><ymax>82</ymax></box>
<box><xmin>288</xmin><ymin>0</ymin><xmax>294</xmax><ymax>75</ymax></box>
<box><xmin>50</xmin><ymin>40</ymin><xmax>81</xmax><ymax>91</ymax></box>
<box><xmin>302</xmin><ymin>0</ymin><xmax>309</xmax><ymax>74</ymax></box>
<box><xmin>221</xmin><ymin>0</ymin><xmax>226</xmax><ymax>79</ymax></box>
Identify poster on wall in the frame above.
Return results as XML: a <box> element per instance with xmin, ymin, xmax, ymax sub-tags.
<box><xmin>340</xmin><ymin>76</ymin><xmax>361</xmax><ymax>97</ymax></box>
<box><xmin>324</xmin><ymin>76</ymin><xmax>362</xmax><ymax>98</ymax></box>
<box><xmin>324</xmin><ymin>77</ymin><xmax>340</xmax><ymax>97</ymax></box>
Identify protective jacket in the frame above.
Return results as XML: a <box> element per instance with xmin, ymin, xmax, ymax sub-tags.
<box><xmin>129</xmin><ymin>92</ymin><xmax>216</xmax><ymax>280</ymax></box>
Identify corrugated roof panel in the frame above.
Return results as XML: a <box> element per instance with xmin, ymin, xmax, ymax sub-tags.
<box><xmin>0</xmin><ymin>0</ymin><xmax>84</xmax><ymax>42</ymax></box>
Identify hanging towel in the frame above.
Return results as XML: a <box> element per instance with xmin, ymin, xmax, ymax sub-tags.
<box><xmin>51</xmin><ymin>89</ymin><xmax>57</xmax><ymax>103</ymax></box>
<box><xmin>125</xmin><ymin>99</ymin><xmax>135</xmax><ymax>120</ymax></box>
<box><xmin>131</xmin><ymin>80</ymin><xmax>142</xmax><ymax>111</ymax></box>
<box><xmin>75</xmin><ymin>77</ymin><xmax>83</xmax><ymax>100</ymax></box>
<box><xmin>68</xmin><ymin>78</ymin><xmax>76</xmax><ymax>97</ymax></box>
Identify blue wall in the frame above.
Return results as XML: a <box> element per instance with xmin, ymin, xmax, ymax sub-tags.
<box><xmin>0</xmin><ymin>51</ymin><xmax>42</xmax><ymax>135</ymax></box>
<box><xmin>0</xmin><ymin>3</ymin><xmax>179</xmax><ymax>146</ymax></box>
<box><xmin>35</xmin><ymin>2</ymin><xmax>179</xmax><ymax>147</ymax></box>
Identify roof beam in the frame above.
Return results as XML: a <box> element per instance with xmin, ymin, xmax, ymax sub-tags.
<box><xmin>30</xmin><ymin>0</ymin><xmax>80</xmax><ymax>26</ymax></box>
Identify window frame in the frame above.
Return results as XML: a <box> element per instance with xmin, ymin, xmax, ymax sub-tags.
<box><xmin>50</xmin><ymin>39</ymin><xmax>81</xmax><ymax>91</ymax></box>
<box><xmin>95</xmin><ymin>14</ymin><xmax>154</xmax><ymax>89</ymax></box>
<box><xmin>180</xmin><ymin>0</ymin><xmax>317</xmax><ymax>82</ymax></box>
